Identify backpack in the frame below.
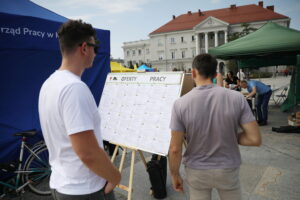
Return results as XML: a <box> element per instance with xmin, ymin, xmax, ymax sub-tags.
<box><xmin>146</xmin><ymin>155</ymin><xmax>167</xmax><ymax>199</ymax></box>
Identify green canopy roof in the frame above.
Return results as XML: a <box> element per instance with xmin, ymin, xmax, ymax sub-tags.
<box><xmin>209</xmin><ymin>22</ymin><xmax>300</xmax><ymax>60</ymax></box>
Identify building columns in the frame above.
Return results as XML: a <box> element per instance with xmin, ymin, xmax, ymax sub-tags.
<box><xmin>224</xmin><ymin>31</ymin><xmax>228</xmax><ymax>43</ymax></box>
<box><xmin>214</xmin><ymin>31</ymin><xmax>218</xmax><ymax>47</ymax></box>
<box><xmin>195</xmin><ymin>33</ymin><xmax>200</xmax><ymax>55</ymax></box>
<box><xmin>205</xmin><ymin>32</ymin><xmax>208</xmax><ymax>53</ymax></box>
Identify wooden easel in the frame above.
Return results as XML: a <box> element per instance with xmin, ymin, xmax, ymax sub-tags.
<box><xmin>110</xmin><ymin>144</ymin><xmax>147</xmax><ymax>200</ymax></box>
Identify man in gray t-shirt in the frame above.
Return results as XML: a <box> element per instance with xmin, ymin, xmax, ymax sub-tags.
<box><xmin>168</xmin><ymin>54</ymin><xmax>261</xmax><ymax>200</ymax></box>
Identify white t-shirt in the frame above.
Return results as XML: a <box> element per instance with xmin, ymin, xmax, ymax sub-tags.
<box><xmin>236</xmin><ymin>71</ymin><xmax>245</xmax><ymax>81</ymax></box>
<box><xmin>38</xmin><ymin>70</ymin><xmax>106</xmax><ymax>195</ymax></box>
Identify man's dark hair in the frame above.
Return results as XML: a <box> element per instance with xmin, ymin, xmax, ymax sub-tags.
<box><xmin>58</xmin><ymin>19</ymin><xmax>97</xmax><ymax>54</ymax></box>
<box><xmin>192</xmin><ymin>54</ymin><xmax>217</xmax><ymax>79</ymax></box>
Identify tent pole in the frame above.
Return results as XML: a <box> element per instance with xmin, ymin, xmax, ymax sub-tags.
<box><xmin>237</xmin><ymin>60</ymin><xmax>240</xmax><ymax>80</ymax></box>
<box><xmin>295</xmin><ymin>55</ymin><xmax>300</xmax><ymax>111</ymax></box>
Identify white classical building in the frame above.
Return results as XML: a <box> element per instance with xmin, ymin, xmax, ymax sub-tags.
<box><xmin>123</xmin><ymin>1</ymin><xmax>290</xmax><ymax>71</ymax></box>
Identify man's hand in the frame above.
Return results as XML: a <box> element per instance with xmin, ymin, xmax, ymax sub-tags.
<box><xmin>171</xmin><ymin>174</ymin><xmax>184</xmax><ymax>192</ymax></box>
<box><xmin>169</xmin><ymin>130</ymin><xmax>185</xmax><ymax>192</ymax></box>
<box><xmin>104</xmin><ymin>181</ymin><xmax>118</xmax><ymax>194</ymax></box>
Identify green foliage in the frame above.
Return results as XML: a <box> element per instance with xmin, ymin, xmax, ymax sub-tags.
<box><xmin>226</xmin><ymin>60</ymin><xmax>238</xmax><ymax>74</ymax></box>
<box><xmin>228</xmin><ymin>23</ymin><xmax>257</xmax><ymax>42</ymax></box>
<box><xmin>226</xmin><ymin>23</ymin><xmax>258</xmax><ymax>72</ymax></box>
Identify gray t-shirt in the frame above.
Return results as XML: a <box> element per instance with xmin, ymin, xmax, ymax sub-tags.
<box><xmin>170</xmin><ymin>84</ymin><xmax>255</xmax><ymax>169</ymax></box>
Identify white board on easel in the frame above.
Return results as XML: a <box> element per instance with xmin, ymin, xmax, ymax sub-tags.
<box><xmin>98</xmin><ymin>72</ymin><xmax>184</xmax><ymax>156</ymax></box>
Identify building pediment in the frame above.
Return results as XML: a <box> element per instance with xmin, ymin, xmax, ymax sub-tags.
<box><xmin>194</xmin><ymin>16</ymin><xmax>229</xmax><ymax>31</ymax></box>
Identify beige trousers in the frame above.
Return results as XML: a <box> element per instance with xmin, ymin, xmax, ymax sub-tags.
<box><xmin>185</xmin><ymin>167</ymin><xmax>242</xmax><ymax>200</ymax></box>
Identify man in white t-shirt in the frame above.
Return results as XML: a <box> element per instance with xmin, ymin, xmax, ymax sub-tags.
<box><xmin>39</xmin><ymin>20</ymin><xmax>121</xmax><ymax>200</ymax></box>
<box><xmin>236</xmin><ymin>69</ymin><xmax>245</xmax><ymax>81</ymax></box>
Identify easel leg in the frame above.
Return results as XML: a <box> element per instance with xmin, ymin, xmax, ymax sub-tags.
<box><xmin>128</xmin><ymin>150</ymin><xmax>136</xmax><ymax>200</ymax></box>
<box><xmin>138</xmin><ymin>150</ymin><xmax>147</xmax><ymax>169</ymax></box>
<box><xmin>119</xmin><ymin>148</ymin><xmax>127</xmax><ymax>173</ymax></box>
<box><xmin>111</xmin><ymin>145</ymin><xmax>119</xmax><ymax>163</ymax></box>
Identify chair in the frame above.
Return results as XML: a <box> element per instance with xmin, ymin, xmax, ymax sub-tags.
<box><xmin>275</xmin><ymin>87</ymin><xmax>288</xmax><ymax>105</ymax></box>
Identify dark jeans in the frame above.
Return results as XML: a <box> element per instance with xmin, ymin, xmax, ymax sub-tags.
<box><xmin>256</xmin><ymin>90</ymin><xmax>272</xmax><ymax>122</ymax></box>
<box><xmin>51</xmin><ymin>188</ymin><xmax>115</xmax><ymax>200</ymax></box>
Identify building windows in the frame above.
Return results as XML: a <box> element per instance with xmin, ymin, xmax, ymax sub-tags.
<box><xmin>146</xmin><ymin>48</ymin><xmax>150</xmax><ymax>54</ymax></box>
<box><xmin>170</xmin><ymin>37</ymin><xmax>175</xmax><ymax>44</ymax></box>
<box><xmin>219</xmin><ymin>32</ymin><xmax>224</xmax><ymax>39</ymax></box>
<box><xmin>171</xmin><ymin>51</ymin><xmax>175</xmax><ymax>59</ymax></box>
<box><xmin>192</xmin><ymin>49</ymin><xmax>196</xmax><ymax>57</ymax></box>
<box><xmin>127</xmin><ymin>50</ymin><xmax>130</xmax><ymax>56</ymax></box>
<box><xmin>181</xmin><ymin>37</ymin><xmax>184</xmax><ymax>43</ymax></box>
<box><xmin>132</xmin><ymin>50</ymin><xmax>135</xmax><ymax>56</ymax></box>
<box><xmin>138</xmin><ymin>49</ymin><xmax>142</xmax><ymax>55</ymax></box>
<box><xmin>192</xmin><ymin>35</ymin><xmax>195</xmax><ymax>41</ymax></box>
<box><xmin>182</xmin><ymin>51</ymin><xmax>185</xmax><ymax>58</ymax></box>
<box><xmin>158</xmin><ymin>51</ymin><xmax>164</xmax><ymax>60</ymax></box>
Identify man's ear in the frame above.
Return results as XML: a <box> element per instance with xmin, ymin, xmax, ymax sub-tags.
<box><xmin>191</xmin><ymin>68</ymin><xmax>197</xmax><ymax>79</ymax></box>
<box><xmin>79</xmin><ymin>42</ymin><xmax>87</xmax><ymax>55</ymax></box>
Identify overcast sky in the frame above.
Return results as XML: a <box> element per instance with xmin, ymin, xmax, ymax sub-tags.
<box><xmin>31</xmin><ymin>0</ymin><xmax>300</xmax><ymax>59</ymax></box>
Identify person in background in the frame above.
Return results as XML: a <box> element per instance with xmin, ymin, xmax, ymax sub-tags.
<box><xmin>225</xmin><ymin>71</ymin><xmax>240</xmax><ymax>90</ymax></box>
<box><xmin>237</xmin><ymin>69</ymin><xmax>245</xmax><ymax>81</ymax></box>
<box><xmin>39</xmin><ymin>20</ymin><xmax>121</xmax><ymax>200</ymax></box>
<box><xmin>212</xmin><ymin>62</ymin><xmax>224</xmax><ymax>87</ymax></box>
<box><xmin>241</xmin><ymin>80</ymin><xmax>272</xmax><ymax>126</ymax></box>
<box><xmin>169</xmin><ymin>54</ymin><xmax>261</xmax><ymax>200</ymax></box>
<box><xmin>213</xmin><ymin>73</ymin><xmax>224</xmax><ymax>87</ymax></box>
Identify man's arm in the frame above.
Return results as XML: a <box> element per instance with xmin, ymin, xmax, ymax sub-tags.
<box><xmin>237</xmin><ymin>79</ymin><xmax>241</xmax><ymax>87</ymax></box>
<box><xmin>246</xmin><ymin>86</ymin><xmax>256</xmax><ymax>98</ymax></box>
<box><xmin>70</xmin><ymin>130</ymin><xmax>121</xmax><ymax>193</ymax></box>
<box><xmin>168</xmin><ymin>130</ymin><xmax>185</xmax><ymax>192</ymax></box>
<box><xmin>238</xmin><ymin>121</ymin><xmax>261</xmax><ymax>146</ymax></box>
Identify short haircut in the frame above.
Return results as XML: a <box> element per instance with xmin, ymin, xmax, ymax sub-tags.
<box><xmin>192</xmin><ymin>54</ymin><xmax>217</xmax><ymax>79</ymax></box>
<box><xmin>58</xmin><ymin>19</ymin><xmax>97</xmax><ymax>54</ymax></box>
<box><xmin>241</xmin><ymin>80</ymin><xmax>248</xmax><ymax>84</ymax></box>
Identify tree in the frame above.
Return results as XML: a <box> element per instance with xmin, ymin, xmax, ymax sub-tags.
<box><xmin>227</xmin><ymin>23</ymin><xmax>257</xmax><ymax>73</ymax></box>
<box><xmin>228</xmin><ymin>23</ymin><xmax>257</xmax><ymax>42</ymax></box>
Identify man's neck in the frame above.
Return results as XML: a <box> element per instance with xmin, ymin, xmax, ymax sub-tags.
<box><xmin>59</xmin><ymin>57</ymin><xmax>84</xmax><ymax>77</ymax></box>
<box><xmin>194</xmin><ymin>78</ymin><xmax>213</xmax><ymax>87</ymax></box>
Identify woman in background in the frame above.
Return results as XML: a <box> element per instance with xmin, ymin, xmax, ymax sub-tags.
<box><xmin>225</xmin><ymin>71</ymin><xmax>240</xmax><ymax>90</ymax></box>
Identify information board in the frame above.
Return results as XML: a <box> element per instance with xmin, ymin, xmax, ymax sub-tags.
<box><xmin>98</xmin><ymin>72</ymin><xmax>184</xmax><ymax>155</ymax></box>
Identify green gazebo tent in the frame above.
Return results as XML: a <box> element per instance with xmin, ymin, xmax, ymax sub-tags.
<box><xmin>209</xmin><ymin>22</ymin><xmax>300</xmax><ymax>111</ymax></box>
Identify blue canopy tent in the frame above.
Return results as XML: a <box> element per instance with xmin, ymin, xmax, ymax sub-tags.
<box><xmin>0</xmin><ymin>0</ymin><xmax>110</xmax><ymax>163</ymax></box>
<box><xmin>137</xmin><ymin>64</ymin><xmax>154</xmax><ymax>72</ymax></box>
